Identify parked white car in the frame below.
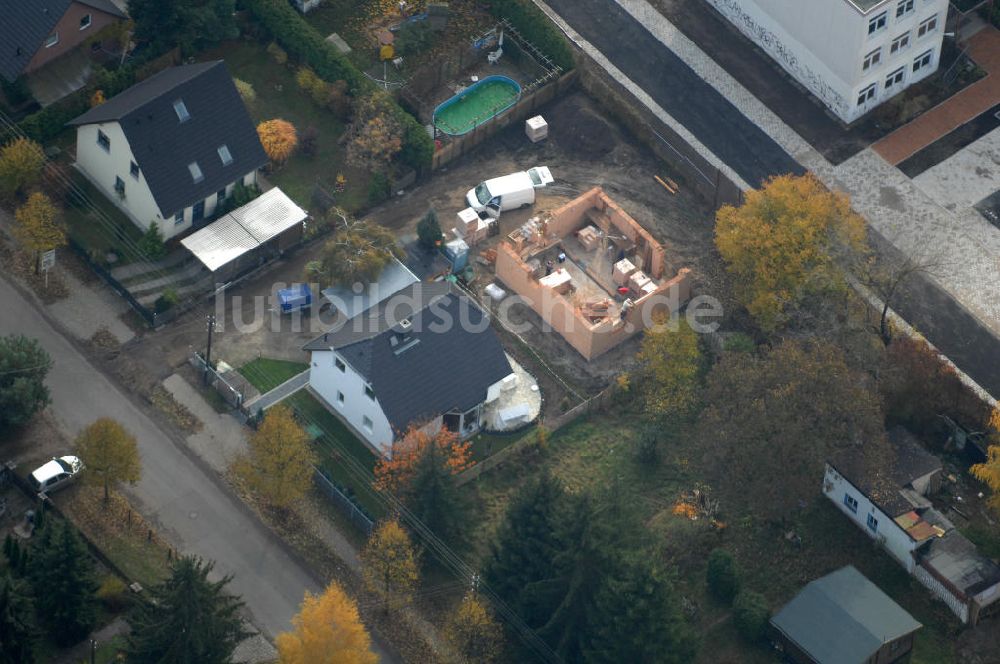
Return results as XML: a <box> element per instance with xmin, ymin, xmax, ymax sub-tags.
<box><xmin>466</xmin><ymin>166</ymin><xmax>553</xmax><ymax>212</ymax></box>
<box><xmin>29</xmin><ymin>456</ymin><xmax>84</xmax><ymax>494</ymax></box>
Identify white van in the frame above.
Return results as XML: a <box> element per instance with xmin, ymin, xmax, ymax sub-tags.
<box><xmin>466</xmin><ymin>166</ymin><xmax>553</xmax><ymax>212</ymax></box>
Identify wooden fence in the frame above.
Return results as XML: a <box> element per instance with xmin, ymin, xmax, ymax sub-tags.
<box><xmin>431</xmin><ymin>69</ymin><xmax>578</xmax><ymax>170</ymax></box>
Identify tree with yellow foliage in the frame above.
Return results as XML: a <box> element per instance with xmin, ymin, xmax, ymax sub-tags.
<box><xmin>636</xmin><ymin>316</ymin><xmax>702</xmax><ymax>420</ymax></box>
<box><xmin>13</xmin><ymin>192</ymin><xmax>65</xmax><ymax>270</ymax></box>
<box><xmin>715</xmin><ymin>173</ymin><xmax>866</xmax><ymax>331</ymax></box>
<box><xmin>276</xmin><ymin>581</ymin><xmax>377</xmax><ymax>664</ymax></box>
<box><xmin>444</xmin><ymin>592</ymin><xmax>504</xmax><ymax>664</ymax></box>
<box><xmin>972</xmin><ymin>407</ymin><xmax>1000</xmax><ymax>515</ymax></box>
<box><xmin>0</xmin><ymin>137</ymin><xmax>45</xmax><ymax>199</ymax></box>
<box><xmin>347</xmin><ymin>93</ymin><xmax>402</xmax><ymax>172</ymax></box>
<box><xmin>75</xmin><ymin>417</ymin><xmax>142</xmax><ymax>503</ymax></box>
<box><xmin>236</xmin><ymin>405</ymin><xmax>316</xmax><ymax>509</ymax></box>
<box><xmin>90</xmin><ymin>90</ymin><xmax>106</xmax><ymax>107</ymax></box>
<box><xmin>257</xmin><ymin>119</ymin><xmax>298</xmax><ymax>166</ymax></box>
<box><xmin>360</xmin><ymin>519</ymin><xmax>418</xmax><ymax>613</ymax></box>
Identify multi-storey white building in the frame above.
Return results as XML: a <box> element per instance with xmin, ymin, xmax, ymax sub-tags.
<box><xmin>708</xmin><ymin>0</ymin><xmax>950</xmax><ymax>123</ymax></box>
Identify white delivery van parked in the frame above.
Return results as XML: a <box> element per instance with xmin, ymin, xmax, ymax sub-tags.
<box><xmin>466</xmin><ymin>166</ymin><xmax>553</xmax><ymax>212</ymax></box>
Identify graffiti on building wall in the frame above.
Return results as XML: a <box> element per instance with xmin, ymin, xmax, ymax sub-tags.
<box><xmin>707</xmin><ymin>0</ymin><xmax>851</xmax><ymax>119</ymax></box>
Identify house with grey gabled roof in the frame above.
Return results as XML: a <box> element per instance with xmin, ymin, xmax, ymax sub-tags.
<box><xmin>771</xmin><ymin>565</ymin><xmax>921</xmax><ymax>664</ymax></box>
<box><xmin>69</xmin><ymin>60</ymin><xmax>268</xmax><ymax>240</ymax></box>
<box><xmin>304</xmin><ymin>282</ymin><xmax>515</xmax><ymax>457</ymax></box>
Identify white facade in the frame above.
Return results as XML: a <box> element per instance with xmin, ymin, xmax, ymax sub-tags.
<box><xmin>74</xmin><ymin>121</ymin><xmax>258</xmax><ymax>240</ymax></box>
<box><xmin>309</xmin><ymin>349</ymin><xmax>395</xmax><ymax>456</ymax></box>
<box><xmin>822</xmin><ymin>464</ymin><xmax>918</xmax><ymax>571</ymax></box>
<box><xmin>707</xmin><ymin>0</ymin><xmax>950</xmax><ymax>123</ymax></box>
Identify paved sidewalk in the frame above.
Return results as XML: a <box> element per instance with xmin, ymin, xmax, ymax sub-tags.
<box><xmin>244</xmin><ymin>369</ymin><xmax>309</xmax><ymax>418</ymax></box>
<box><xmin>874</xmin><ymin>27</ymin><xmax>1000</xmax><ymax>165</ymax></box>
<box><xmin>912</xmin><ymin>126</ymin><xmax>1000</xmax><ymax>211</ymax></box>
<box><xmin>162</xmin><ymin>372</ymin><xmax>249</xmax><ymax>474</ymax></box>
<box><xmin>45</xmin><ymin>266</ymin><xmax>136</xmax><ymax>345</ymax></box>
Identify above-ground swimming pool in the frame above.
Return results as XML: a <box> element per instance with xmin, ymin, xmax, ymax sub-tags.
<box><xmin>433</xmin><ymin>75</ymin><xmax>522</xmax><ymax>136</ymax></box>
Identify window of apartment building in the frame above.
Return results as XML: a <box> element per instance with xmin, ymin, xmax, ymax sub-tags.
<box><xmin>97</xmin><ymin>129</ymin><xmax>110</xmax><ymax>152</ymax></box>
<box><xmin>364</xmin><ymin>384</ymin><xmax>375</xmax><ymax>400</ymax></box>
<box><xmin>917</xmin><ymin>15</ymin><xmax>938</xmax><ymax>38</ymax></box>
<box><xmin>173</xmin><ymin>99</ymin><xmax>191</xmax><ymax>123</ymax></box>
<box><xmin>45</xmin><ymin>32</ymin><xmax>59</xmax><ymax>48</ymax></box>
<box><xmin>885</xmin><ymin>67</ymin><xmax>905</xmax><ymax>90</ymax></box>
<box><xmin>857</xmin><ymin>83</ymin><xmax>877</xmax><ymax>106</ymax></box>
<box><xmin>337</xmin><ymin>390</ymin><xmax>345</xmax><ymax>406</ymax></box>
<box><xmin>913</xmin><ymin>49</ymin><xmax>933</xmax><ymax>72</ymax></box>
<box><xmin>890</xmin><ymin>31</ymin><xmax>910</xmax><ymax>54</ymax></box>
<box><xmin>80</xmin><ymin>13</ymin><xmax>92</xmax><ymax>30</ymax></box>
<box><xmin>862</xmin><ymin>48</ymin><xmax>882</xmax><ymax>71</ymax></box>
<box><xmin>896</xmin><ymin>0</ymin><xmax>914</xmax><ymax>18</ymax></box>
<box><xmin>868</xmin><ymin>12</ymin><xmax>887</xmax><ymax>35</ymax></box>
<box><xmin>362</xmin><ymin>416</ymin><xmax>373</xmax><ymax>433</ymax></box>
<box><xmin>843</xmin><ymin>494</ymin><xmax>859</xmax><ymax>513</ymax></box>
<box><xmin>217</xmin><ymin>188</ymin><xmax>226</xmax><ymax>204</ymax></box>
<box><xmin>114</xmin><ymin>176</ymin><xmax>125</xmax><ymax>197</ymax></box>
<box><xmin>217</xmin><ymin>144</ymin><xmax>233</xmax><ymax>166</ymax></box>
<box><xmin>188</xmin><ymin>161</ymin><xmax>204</xmax><ymax>184</ymax></box>
<box><xmin>129</xmin><ymin>161</ymin><xmax>139</xmax><ymax>179</ymax></box>
<box><xmin>867</xmin><ymin>513</ymin><xmax>879</xmax><ymax>532</ymax></box>
<box><xmin>335</xmin><ymin>357</ymin><xmax>346</xmax><ymax>372</ymax></box>
<box><xmin>174</xmin><ymin>211</ymin><xmax>184</xmax><ymax>226</ymax></box>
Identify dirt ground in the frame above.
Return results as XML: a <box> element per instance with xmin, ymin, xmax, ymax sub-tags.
<box><xmin>118</xmin><ymin>91</ymin><xmax>731</xmax><ymax>405</ymax></box>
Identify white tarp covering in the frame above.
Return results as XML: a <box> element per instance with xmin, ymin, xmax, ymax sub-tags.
<box><xmin>181</xmin><ymin>188</ymin><xmax>306</xmax><ymax>272</ymax></box>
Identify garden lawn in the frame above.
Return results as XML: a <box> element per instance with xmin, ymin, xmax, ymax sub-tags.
<box><xmin>198</xmin><ymin>41</ymin><xmax>368</xmax><ymax>212</ymax></box>
<box><xmin>285</xmin><ymin>390</ymin><xmax>385</xmax><ymax>519</ymax></box>
<box><xmin>466</xmin><ymin>410</ymin><xmax>962</xmax><ymax>664</ymax></box>
<box><xmin>238</xmin><ymin>357</ymin><xmax>309</xmax><ymax>393</ymax></box>
<box><xmin>63</xmin><ymin>172</ymin><xmax>144</xmax><ymax>264</ymax></box>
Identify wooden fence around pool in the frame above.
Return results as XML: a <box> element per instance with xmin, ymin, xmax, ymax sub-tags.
<box><xmin>431</xmin><ymin>69</ymin><xmax>578</xmax><ymax>170</ymax></box>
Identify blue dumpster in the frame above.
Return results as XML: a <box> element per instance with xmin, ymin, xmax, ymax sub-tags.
<box><xmin>277</xmin><ymin>284</ymin><xmax>312</xmax><ymax>313</ymax></box>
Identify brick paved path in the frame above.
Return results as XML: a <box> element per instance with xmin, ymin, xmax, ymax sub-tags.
<box><xmin>874</xmin><ymin>28</ymin><xmax>1000</xmax><ymax>165</ymax></box>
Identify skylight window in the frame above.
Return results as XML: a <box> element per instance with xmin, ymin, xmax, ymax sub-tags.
<box><xmin>217</xmin><ymin>144</ymin><xmax>233</xmax><ymax>166</ymax></box>
<box><xmin>188</xmin><ymin>162</ymin><xmax>204</xmax><ymax>183</ymax></box>
<box><xmin>173</xmin><ymin>99</ymin><xmax>190</xmax><ymax>123</ymax></box>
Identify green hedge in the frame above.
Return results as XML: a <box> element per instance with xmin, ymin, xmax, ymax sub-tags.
<box><xmin>489</xmin><ymin>0</ymin><xmax>575</xmax><ymax>72</ymax></box>
<box><xmin>242</xmin><ymin>0</ymin><xmax>433</xmax><ymax>172</ymax></box>
<box><xmin>242</xmin><ymin>0</ymin><xmax>363</xmax><ymax>92</ymax></box>
<box><xmin>20</xmin><ymin>60</ymin><xmax>141</xmax><ymax>143</ymax></box>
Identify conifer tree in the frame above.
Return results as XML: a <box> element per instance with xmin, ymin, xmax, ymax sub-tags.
<box><xmin>0</xmin><ymin>573</ymin><xmax>35</xmax><ymax>664</ymax></box>
<box><xmin>127</xmin><ymin>556</ymin><xmax>247</xmax><ymax>664</ymax></box>
<box><xmin>27</xmin><ymin>519</ymin><xmax>97</xmax><ymax>646</ymax></box>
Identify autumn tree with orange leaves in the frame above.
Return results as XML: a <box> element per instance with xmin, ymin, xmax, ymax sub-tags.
<box><xmin>715</xmin><ymin>173</ymin><xmax>867</xmax><ymax>332</ymax></box>
<box><xmin>972</xmin><ymin>408</ymin><xmax>1000</xmax><ymax>516</ymax></box>
<box><xmin>257</xmin><ymin>119</ymin><xmax>298</xmax><ymax>166</ymax></box>
<box><xmin>374</xmin><ymin>424</ymin><xmax>473</xmax><ymax>545</ymax></box>
<box><xmin>346</xmin><ymin>93</ymin><xmax>402</xmax><ymax>172</ymax></box>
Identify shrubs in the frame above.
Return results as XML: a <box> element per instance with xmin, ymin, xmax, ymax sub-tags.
<box><xmin>706</xmin><ymin>548</ymin><xmax>740</xmax><ymax>604</ymax></box>
<box><xmin>732</xmin><ymin>590</ymin><xmax>769</xmax><ymax>642</ymax></box>
<box><xmin>234</xmin><ymin>78</ymin><xmax>257</xmax><ymax>104</ymax></box>
<box><xmin>96</xmin><ymin>575</ymin><xmax>130</xmax><ymax>611</ymax></box>
<box><xmin>489</xmin><ymin>0</ymin><xmax>575</xmax><ymax>72</ymax></box>
<box><xmin>154</xmin><ymin>287</ymin><xmax>180</xmax><ymax>314</ymax></box>
<box><xmin>368</xmin><ymin>172</ymin><xmax>391</xmax><ymax>206</ymax></box>
<box><xmin>267</xmin><ymin>42</ymin><xmax>288</xmax><ymax>65</ymax></box>
<box><xmin>300</xmin><ymin>126</ymin><xmax>319</xmax><ymax>157</ymax></box>
<box><xmin>137</xmin><ymin>221</ymin><xmax>167</xmax><ymax>261</ymax></box>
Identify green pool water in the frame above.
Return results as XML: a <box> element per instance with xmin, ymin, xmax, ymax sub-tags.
<box><xmin>433</xmin><ymin>76</ymin><xmax>521</xmax><ymax>136</ymax></box>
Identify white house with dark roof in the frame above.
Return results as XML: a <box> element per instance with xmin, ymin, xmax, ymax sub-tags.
<box><xmin>69</xmin><ymin>60</ymin><xmax>268</xmax><ymax>240</ymax></box>
<box><xmin>824</xmin><ymin>427</ymin><xmax>1000</xmax><ymax>625</ymax></box>
<box><xmin>303</xmin><ymin>282</ymin><xmax>515</xmax><ymax>457</ymax></box>
<box><xmin>707</xmin><ymin>0</ymin><xmax>949</xmax><ymax>123</ymax></box>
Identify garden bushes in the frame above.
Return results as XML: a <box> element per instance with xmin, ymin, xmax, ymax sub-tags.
<box><xmin>242</xmin><ymin>0</ymin><xmax>434</xmax><ymax>172</ymax></box>
<box><xmin>489</xmin><ymin>0</ymin><xmax>575</xmax><ymax>72</ymax></box>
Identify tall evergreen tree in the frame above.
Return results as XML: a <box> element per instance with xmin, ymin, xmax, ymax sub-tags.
<box><xmin>0</xmin><ymin>334</ymin><xmax>51</xmax><ymax>431</ymax></box>
<box><xmin>127</xmin><ymin>0</ymin><xmax>237</xmax><ymax>55</ymax></box>
<box><xmin>404</xmin><ymin>437</ymin><xmax>470</xmax><ymax>547</ymax></box>
<box><xmin>0</xmin><ymin>573</ymin><xmax>36</xmax><ymax>664</ymax></box>
<box><xmin>582</xmin><ymin>555</ymin><xmax>697</xmax><ymax>664</ymax></box>
<box><xmin>482</xmin><ymin>472</ymin><xmax>565</xmax><ymax>628</ymax></box>
<box><xmin>27</xmin><ymin>519</ymin><xmax>97</xmax><ymax>646</ymax></box>
<box><xmin>127</xmin><ymin>556</ymin><xmax>247</xmax><ymax>664</ymax></box>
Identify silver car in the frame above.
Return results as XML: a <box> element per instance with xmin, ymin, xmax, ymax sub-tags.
<box><xmin>29</xmin><ymin>456</ymin><xmax>84</xmax><ymax>494</ymax></box>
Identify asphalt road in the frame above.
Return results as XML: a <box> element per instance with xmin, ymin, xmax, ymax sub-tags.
<box><xmin>0</xmin><ymin>275</ymin><xmax>395</xmax><ymax>661</ymax></box>
<box><xmin>545</xmin><ymin>0</ymin><xmax>805</xmax><ymax>186</ymax></box>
